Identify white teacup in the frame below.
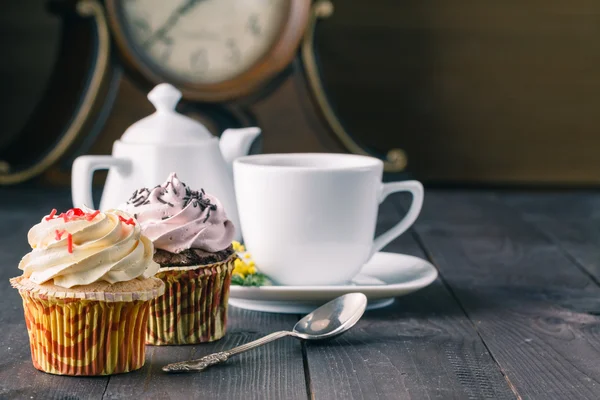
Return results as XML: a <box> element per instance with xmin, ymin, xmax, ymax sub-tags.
<box><xmin>233</xmin><ymin>153</ymin><xmax>424</xmax><ymax>286</ymax></box>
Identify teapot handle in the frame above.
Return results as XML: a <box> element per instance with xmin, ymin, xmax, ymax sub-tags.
<box><xmin>72</xmin><ymin>155</ymin><xmax>131</xmax><ymax>209</ymax></box>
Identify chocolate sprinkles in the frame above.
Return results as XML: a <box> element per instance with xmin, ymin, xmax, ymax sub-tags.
<box><xmin>127</xmin><ymin>187</ymin><xmax>151</xmax><ymax>207</ymax></box>
<box><xmin>182</xmin><ymin>186</ymin><xmax>217</xmax><ymax>222</ymax></box>
<box><xmin>126</xmin><ymin>177</ymin><xmax>216</xmax><ymax>223</ymax></box>
<box><xmin>156</xmin><ymin>196</ymin><xmax>174</xmax><ymax>207</ymax></box>
<box><xmin>164</xmin><ymin>179</ymin><xmax>178</xmax><ymax>195</ymax></box>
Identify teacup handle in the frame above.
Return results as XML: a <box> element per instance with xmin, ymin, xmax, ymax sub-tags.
<box><xmin>371</xmin><ymin>180</ymin><xmax>424</xmax><ymax>257</ymax></box>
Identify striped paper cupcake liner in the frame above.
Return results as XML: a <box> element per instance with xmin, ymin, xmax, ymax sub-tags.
<box><xmin>147</xmin><ymin>256</ymin><xmax>235</xmax><ymax>345</ymax></box>
<box><xmin>17</xmin><ymin>292</ymin><xmax>150</xmax><ymax>375</ymax></box>
<box><xmin>10</xmin><ymin>276</ymin><xmax>164</xmax><ymax>376</ymax></box>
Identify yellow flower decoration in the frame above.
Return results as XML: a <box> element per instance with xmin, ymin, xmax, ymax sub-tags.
<box><xmin>232</xmin><ymin>241</ymin><xmax>245</xmax><ymax>253</ymax></box>
<box><xmin>231</xmin><ymin>242</ymin><xmax>271</xmax><ymax>286</ymax></box>
<box><xmin>232</xmin><ymin>241</ymin><xmax>254</xmax><ymax>278</ymax></box>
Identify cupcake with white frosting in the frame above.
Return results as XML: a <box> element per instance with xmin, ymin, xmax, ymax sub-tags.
<box><xmin>10</xmin><ymin>207</ymin><xmax>164</xmax><ymax>375</ymax></box>
<box><xmin>121</xmin><ymin>173</ymin><xmax>236</xmax><ymax>345</ymax></box>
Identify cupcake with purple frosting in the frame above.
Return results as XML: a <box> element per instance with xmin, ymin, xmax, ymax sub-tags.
<box><xmin>121</xmin><ymin>173</ymin><xmax>236</xmax><ymax>345</ymax></box>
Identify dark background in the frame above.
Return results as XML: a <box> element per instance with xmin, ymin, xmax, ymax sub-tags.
<box><xmin>3</xmin><ymin>0</ymin><xmax>600</xmax><ymax>186</ymax></box>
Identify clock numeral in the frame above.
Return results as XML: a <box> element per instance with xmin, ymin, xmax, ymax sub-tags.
<box><xmin>247</xmin><ymin>14</ymin><xmax>261</xmax><ymax>36</ymax></box>
<box><xmin>226</xmin><ymin>39</ymin><xmax>241</xmax><ymax>64</ymax></box>
<box><xmin>190</xmin><ymin>49</ymin><xmax>208</xmax><ymax>75</ymax></box>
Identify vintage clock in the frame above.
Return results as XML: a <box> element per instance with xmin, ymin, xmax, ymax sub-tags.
<box><xmin>105</xmin><ymin>0</ymin><xmax>310</xmax><ymax>101</ymax></box>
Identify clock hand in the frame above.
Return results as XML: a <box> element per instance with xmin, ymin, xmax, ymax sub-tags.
<box><xmin>143</xmin><ymin>0</ymin><xmax>205</xmax><ymax>49</ymax></box>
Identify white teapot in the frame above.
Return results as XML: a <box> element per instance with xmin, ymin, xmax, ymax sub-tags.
<box><xmin>71</xmin><ymin>83</ymin><xmax>260</xmax><ymax>241</ymax></box>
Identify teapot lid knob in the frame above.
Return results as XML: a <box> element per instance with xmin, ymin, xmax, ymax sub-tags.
<box><xmin>147</xmin><ymin>83</ymin><xmax>182</xmax><ymax>112</ymax></box>
<box><xmin>120</xmin><ymin>83</ymin><xmax>214</xmax><ymax>143</ymax></box>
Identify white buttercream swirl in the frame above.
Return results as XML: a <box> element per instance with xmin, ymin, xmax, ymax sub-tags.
<box><xmin>19</xmin><ymin>208</ymin><xmax>159</xmax><ymax>288</ymax></box>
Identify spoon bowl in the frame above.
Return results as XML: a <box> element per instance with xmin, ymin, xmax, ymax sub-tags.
<box><xmin>293</xmin><ymin>293</ymin><xmax>368</xmax><ymax>340</ymax></box>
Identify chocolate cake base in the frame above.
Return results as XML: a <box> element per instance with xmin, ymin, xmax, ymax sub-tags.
<box><xmin>153</xmin><ymin>245</ymin><xmax>235</xmax><ymax>267</ymax></box>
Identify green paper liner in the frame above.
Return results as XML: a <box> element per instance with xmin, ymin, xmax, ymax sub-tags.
<box><xmin>147</xmin><ymin>256</ymin><xmax>235</xmax><ymax>345</ymax></box>
<box><xmin>12</xmin><ymin>285</ymin><xmax>162</xmax><ymax>375</ymax></box>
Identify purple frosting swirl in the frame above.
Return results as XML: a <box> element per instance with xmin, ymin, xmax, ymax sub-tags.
<box><xmin>120</xmin><ymin>173</ymin><xmax>235</xmax><ymax>253</ymax></box>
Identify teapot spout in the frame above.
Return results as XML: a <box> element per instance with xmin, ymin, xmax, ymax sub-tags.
<box><xmin>219</xmin><ymin>127</ymin><xmax>261</xmax><ymax>172</ymax></box>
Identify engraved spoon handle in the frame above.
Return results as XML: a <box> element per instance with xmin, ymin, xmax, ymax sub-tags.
<box><xmin>162</xmin><ymin>331</ymin><xmax>294</xmax><ymax>373</ymax></box>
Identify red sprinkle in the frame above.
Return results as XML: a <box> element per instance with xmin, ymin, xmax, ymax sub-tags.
<box><xmin>119</xmin><ymin>215</ymin><xmax>136</xmax><ymax>226</ymax></box>
<box><xmin>86</xmin><ymin>210</ymin><xmax>100</xmax><ymax>221</ymax></box>
<box><xmin>45</xmin><ymin>208</ymin><xmax>96</xmax><ymax>223</ymax></box>
<box><xmin>45</xmin><ymin>209</ymin><xmax>57</xmax><ymax>221</ymax></box>
<box><xmin>71</xmin><ymin>208</ymin><xmax>85</xmax><ymax>216</ymax></box>
<box><xmin>67</xmin><ymin>234</ymin><xmax>73</xmax><ymax>253</ymax></box>
<box><xmin>55</xmin><ymin>230</ymin><xmax>65</xmax><ymax>241</ymax></box>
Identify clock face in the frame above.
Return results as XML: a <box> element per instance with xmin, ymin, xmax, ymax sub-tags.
<box><xmin>120</xmin><ymin>0</ymin><xmax>289</xmax><ymax>84</ymax></box>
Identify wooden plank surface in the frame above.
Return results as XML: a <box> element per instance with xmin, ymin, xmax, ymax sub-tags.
<box><xmin>502</xmin><ymin>192</ymin><xmax>600</xmax><ymax>286</ymax></box>
<box><xmin>397</xmin><ymin>191</ymin><xmax>600</xmax><ymax>399</ymax></box>
<box><xmin>5</xmin><ymin>188</ymin><xmax>600</xmax><ymax>399</ymax></box>
<box><xmin>303</xmin><ymin>201</ymin><xmax>515</xmax><ymax>400</ymax></box>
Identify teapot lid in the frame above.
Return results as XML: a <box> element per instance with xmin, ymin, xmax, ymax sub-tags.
<box><xmin>120</xmin><ymin>83</ymin><xmax>213</xmax><ymax>144</ymax></box>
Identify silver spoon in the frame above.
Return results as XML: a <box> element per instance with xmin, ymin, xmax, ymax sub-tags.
<box><xmin>162</xmin><ymin>292</ymin><xmax>368</xmax><ymax>373</ymax></box>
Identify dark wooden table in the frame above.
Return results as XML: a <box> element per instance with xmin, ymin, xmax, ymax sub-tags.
<box><xmin>2</xmin><ymin>188</ymin><xmax>600</xmax><ymax>399</ymax></box>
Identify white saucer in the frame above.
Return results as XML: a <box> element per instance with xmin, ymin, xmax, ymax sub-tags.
<box><xmin>229</xmin><ymin>252</ymin><xmax>438</xmax><ymax>314</ymax></box>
